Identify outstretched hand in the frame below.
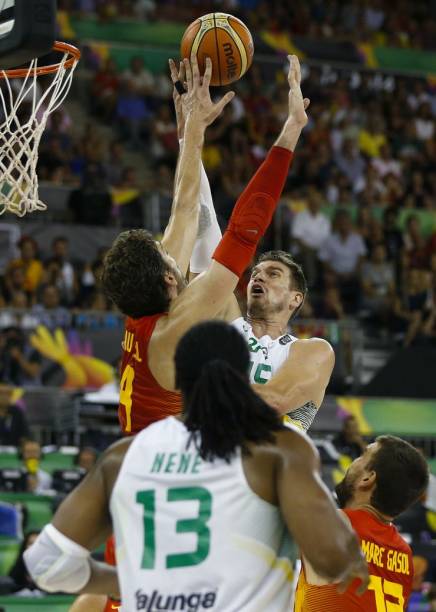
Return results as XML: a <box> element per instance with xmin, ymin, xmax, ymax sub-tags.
<box><xmin>287</xmin><ymin>54</ymin><xmax>310</xmax><ymax>128</ymax></box>
<box><xmin>169</xmin><ymin>58</ymin><xmax>187</xmax><ymax>140</ymax></box>
<box><xmin>182</xmin><ymin>56</ymin><xmax>235</xmax><ymax>128</ymax></box>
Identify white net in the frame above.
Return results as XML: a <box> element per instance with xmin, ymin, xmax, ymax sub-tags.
<box><xmin>0</xmin><ymin>46</ymin><xmax>79</xmax><ymax>216</ymax></box>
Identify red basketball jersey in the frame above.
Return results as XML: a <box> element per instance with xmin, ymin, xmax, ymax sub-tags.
<box><xmin>295</xmin><ymin>508</ymin><xmax>413</xmax><ymax>611</ymax></box>
<box><xmin>118</xmin><ymin>314</ymin><xmax>182</xmax><ymax>435</ymax></box>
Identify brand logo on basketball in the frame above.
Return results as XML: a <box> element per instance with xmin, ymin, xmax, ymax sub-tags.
<box><xmin>135</xmin><ymin>588</ymin><xmax>217</xmax><ymax>611</ymax></box>
<box><xmin>222</xmin><ymin>42</ymin><xmax>238</xmax><ymax>80</ymax></box>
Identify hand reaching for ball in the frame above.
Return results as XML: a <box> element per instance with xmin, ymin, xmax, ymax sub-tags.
<box><xmin>170</xmin><ymin>56</ymin><xmax>235</xmax><ymax>131</ymax></box>
<box><xmin>287</xmin><ymin>54</ymin><xmax>310</xmax><ymax>128</ymax></box>
<box><xmin>169</xmin><ymin>58</ymin><xmax>187</xmax><ymax>140</ymax></box>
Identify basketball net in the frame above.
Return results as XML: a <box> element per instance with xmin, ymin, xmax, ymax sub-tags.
<box><xmin>0</xmin><ymin>42</ymin><xmax>80</xmax><ymax>216</ymax></box>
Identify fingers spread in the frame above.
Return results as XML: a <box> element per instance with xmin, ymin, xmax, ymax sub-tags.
<box><xmin>202</xmin><ymin>57</ymin><xmax>213</xmax><ymax>89</ymax></box>
<box><xmin>191</xmin><ymin>54</ymin><xmax>201</xmax><ymax>87</ymax></box>
<box><xmin>169</xmin><ymin>58</ymin><xmax>178</xmax><ymax>83</ymax></box>
<box><xmin>178</xmin><ymin>60</ymin><xmax>185</xmax><ymax>82</ymax></box>
<box><xmin>184</xmin><ymin>58</ymin><xmax>193</xmax><ymax>92</ymax></box>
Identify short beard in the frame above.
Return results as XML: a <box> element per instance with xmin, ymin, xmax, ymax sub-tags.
<box><xmin>335</xmin><ymin>476</ymin><xmax>355</xmax><ymax>509</ymax></box>
<box><xmin>247</xmin><ymin>298</ymin><xmax>287</xmax><ymax>320</ymax></box>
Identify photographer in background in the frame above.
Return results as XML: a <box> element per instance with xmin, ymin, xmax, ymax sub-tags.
<box><xmin>0</xmin><ymin>327</ymin><xmax>41</xmax><ymax>386</ymax></box>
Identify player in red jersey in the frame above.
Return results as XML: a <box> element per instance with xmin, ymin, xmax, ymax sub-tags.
<box><xmin>295</xmin><ymin>435</ymin><xmax>429</xmax><ymax>611</ymax></box>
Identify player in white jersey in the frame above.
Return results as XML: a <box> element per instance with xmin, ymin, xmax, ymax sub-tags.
<box><xmin>169</xmin><ymin>61</ymin><xmax>334</xmax><ymax>432</ymax></box>
<box><xmin>24</xmin><ymin>321</ymin><xmax>368</xmax><ymax>609</ymax></box>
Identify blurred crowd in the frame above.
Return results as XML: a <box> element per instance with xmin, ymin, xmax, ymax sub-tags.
<box><xmin>59</xmin><ymin>0</ymin><xmax>436</xmax><ymax>52</ymax></box>
<box><xmin>0</xmin><ymin>236</ymin><xmax>110</xmax><ymax>313</ymax></box>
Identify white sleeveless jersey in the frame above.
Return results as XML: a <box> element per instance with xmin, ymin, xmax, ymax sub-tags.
<box><xmin>110</xmin><ymin>417</ymin><xmax>296</xmax><ymax>612</ymax></box>
<box><xmin>232</xmin><ymin>318</ymin><xmax>318</xmax><ymax>433</ymax></box>
<box><xmin>232</xmin><ymin>317</ymin><xmax>297</xmax><ymax>385</ymax></box>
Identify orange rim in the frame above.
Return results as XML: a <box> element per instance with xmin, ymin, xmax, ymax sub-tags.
<box><xmin>0</xmin><ymin>41</ymin><xmax>81</xmax><ymax>79</ymax></box>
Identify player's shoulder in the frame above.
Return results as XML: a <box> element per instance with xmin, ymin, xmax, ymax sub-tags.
<box><xmin>292</xmin><ymin>337</ymin><xmax>335</xmax><ymax>363</ymax></box>
<box><xmin>99</xmin><ymin>437</ymin><xmax>135</xmax><ymax>490</ymax></box>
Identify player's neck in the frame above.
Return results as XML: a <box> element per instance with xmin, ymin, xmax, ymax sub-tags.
<box><xmin>347</xmin><ymin>502</ymin><xmax>392</xmax><ymax>525</ymax></box>
<box><xmin>246</xmin><ymin>315</ymin><xmax>288</xmax><ymax>340</ymax></box>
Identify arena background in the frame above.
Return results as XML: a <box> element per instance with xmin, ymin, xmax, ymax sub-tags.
<box><xmin>1</xmin><ymin>0</ymin><xmax>436</xmax><ymax>609</ymax></box>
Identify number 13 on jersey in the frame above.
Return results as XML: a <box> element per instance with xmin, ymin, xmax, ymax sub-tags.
<box><xmin>120</xmin><ymin>365</ymin><xmax>135</xmax><ymax>433</ymax></box>
<box><xmin>368</xmin><ymin>575</ymin><xmax>404</xmax><ymax>611</ymax></box>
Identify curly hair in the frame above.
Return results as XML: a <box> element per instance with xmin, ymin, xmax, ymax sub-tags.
<box><xmin>176</xmin><ymin>321</ymin><xmax>283</xmax><ymax>462</ymax></box>
<box><xmin>101</xmin><ymin>229</ymin><xmax>171</xmax><ymax>318</ymax></box>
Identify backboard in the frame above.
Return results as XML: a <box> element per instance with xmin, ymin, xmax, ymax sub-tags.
<box><xmin>0</xmin><ymin>0</ymin><xmax>56</xmax><ymax>69</ymax></box>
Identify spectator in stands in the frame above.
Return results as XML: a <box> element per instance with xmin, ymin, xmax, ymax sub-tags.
<box><xmin>91</xmin><ymin>57</ymin><xmax>120</xmax><ymax>123</ymax></box>
<box><xmin>334</xmin><ymin>139</ymin><xmax>366</xmax><ymax>191</ymax></box>
<box><xmin>319</xmin><ymin>209</ymin><xmax>367</xmax><ymax>313</ymax></box>
<box><xmin>2</xmin><ymin>265</ymin><xmax>27</xmax><ymax>305</ymax></box>
<box><xmin>116</xmin><ymin>81</ymin><xmax>151</xmax><ymax>148</ymax></box>
<box><xmin>112</xmin><ymin>166</ymin><xmax>144</xmax><ymax>228</ymax></box>
<box><xmin>391</xmin><ymin>268</ymin><xmax>432</xmax><ymax>347</ymax></box>
<box><xmin>32</xmin><ymin>284</ymin><xmax>70</xmax><ymax>329</ymax></box>
<box><xmin>47</xmin><ymin>236</ymin><xmax>76</xmax><ymax>305</ymax></box>
<box><xmin>333</xmin><ymin>415</ymin><xmax>367</xmax><ymax>460</ymax></box>
<box><xmin>403</xmin><ymin>214</ymin><xmax>428</xmax><ymax>269</ymax></box>
<box><xmin>291</xmin><ymin>186</ymin><xmax>331</xmax><ymax>287</ymax></box>
<box><xmin>317</xmin><ymin>283</ymin><xmax>346</xmax><ymax>320</ymax></box>
<box><xmin>371</xmin><ymin>143</ymin><xmax>402</xmax><ymax>178</ymax></box>
<box><xmin>122</xmin><ymin>56</ymin><xmax>155</xmax><ymax>100</ymax></box>
<box><xmin>414</xmin><ymin>102</ymin><xmax>435</xmax><ymax>141</ymax></box>
<box><xmin>8</xmin><ymin>531</ymin><xmax>42</xmax><ymax>595</ymax></box>
<box><xmin>383</xmin><ymin>207</ymin><xmax>403</xmax><ymax>261</ymax></box>
<box><xmin>68</xmin><ymin>163</ymin><xmax>113</xmax><ymax>225</ymax></box>
<box><xmin>0</xmin><ymin>385</ymin><xmax>29</xmax><ymax>446</ymax></box>
<box><xmin>7</xmin><ymin>238</ymin><xmax>43</xmax><ymax>297</ymax></box>
<box><xmin>75</xmin><ymin>447</ymin><xmax>98</xmax><ymax>472</ymax></box>
<box><xmin>0</xmin><ymin>328</ymin><xmax>41</xmax><ymax>387</ymax></box>
<box><xmin>105</xmin><ymin>140</ymin><xmax>126</xmax><ymax>186</ymax></box>
<box><xmin>358</xmin><ymin>115</ymin><xmax>387</xmax><ymax>158</ymax></box>
<box><xmin>151</xmin><ymin>104</ymin><xmax>179</xmax><ymax>159</ymax></box>
<box><xmin>20</xmin><ymin>440</ymin><xmax>52</xmax><ymax>494</ymax></box>
<box><xmin>361</xmin><ymin>243</ymin><xmax>395</xmax><ymax>323</ymax></box>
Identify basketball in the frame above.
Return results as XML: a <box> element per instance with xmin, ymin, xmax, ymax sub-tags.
<box><xmin>180</xmin><ymin>13</ymin><xmax>254</xmax><ymax>86</ymax></box>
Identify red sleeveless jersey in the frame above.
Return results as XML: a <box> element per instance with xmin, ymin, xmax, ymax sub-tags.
<box><xmin>295</xmin><ymin>508</ymin><xmax>413</xmax><ymax>611</ymax></box>
<box><xmin>118</xmin><ymin>313</ymin><xmax>182</xmax><ymax>435</ymax></box>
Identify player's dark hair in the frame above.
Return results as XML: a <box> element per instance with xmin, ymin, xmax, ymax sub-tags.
<box><xmin>101</xmin><ymin>229</ymin><xmax>171</xmax><ymax>318</ymax></box>
<box><xmin>256</xmin><ymin>250</ymin><xmax>307</xmax><ymax>318</ymax></box>
<box><xmin>175</xmin><ymin>321</ymin><xmax>283</xmax><ymax>462</ymax></box>
<box><xmin>369</xmin><ymin>435</ymin><xmax>429</xmax><ymax>517</ymax></box>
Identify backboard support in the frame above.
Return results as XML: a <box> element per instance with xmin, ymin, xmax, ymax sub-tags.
<box><xmin>0</xmin><ymin>0</ymin><xmax>56</xmax><ymax>69</ymax></box>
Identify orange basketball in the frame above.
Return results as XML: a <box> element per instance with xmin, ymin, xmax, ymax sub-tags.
<box><xmin>180</xmin><ymin>13</ymin><xmax>254</xmax><ymax>86</ymax></box>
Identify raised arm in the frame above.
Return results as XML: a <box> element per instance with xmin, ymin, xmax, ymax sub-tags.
<box><xmin>255</xmin><ymin>337</ymin><xmax>335</xmax><ymax>418</ymax></box>
<box><xmin>24</xmin><ymin>438</ymin><xmax>133</xmax><ymax>598</ymax></box>
<box><xmin>151</xmin><ymin>56</ymin><xmax>308</xmax><ymax>389</ymax></box>
<box><xmin>276</xmin><ymin>430</ymin><xmax>369</xmax><ymax>593</ymax></box>
<box><xmin>161</xmin><ymin>58</ymin><xmax>234</xmax><ymax>276</ymax></box>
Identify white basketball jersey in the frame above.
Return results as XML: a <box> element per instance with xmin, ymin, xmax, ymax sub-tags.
<box><xmin>232</xmin><ymin>317</ymin><xmax>297</xmax><ymax>385</ymax></box>
<box><xmin>232</xmin><ymin>318</ymin><xmax>318</xmax><ymax>433</ymax></box>
<box><xmin>110</xmin><ymin>417</ymin><xmax>296</xmax><ymax>612</ymax></box>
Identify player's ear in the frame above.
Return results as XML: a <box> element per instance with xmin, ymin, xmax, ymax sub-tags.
<box><xmin>163</xmin><ymin>271</ymin><xmax>177</xmax><ymax>287</ymax></box>
<box><xmin>358</xmin><ymin>470</ymin><xmax>376</xmax><ymax>491</ymax></box>
<box><xmin>289</xmin><ymin>291</ymin><xmax>303</xmax><ymax>312</ymax></box>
